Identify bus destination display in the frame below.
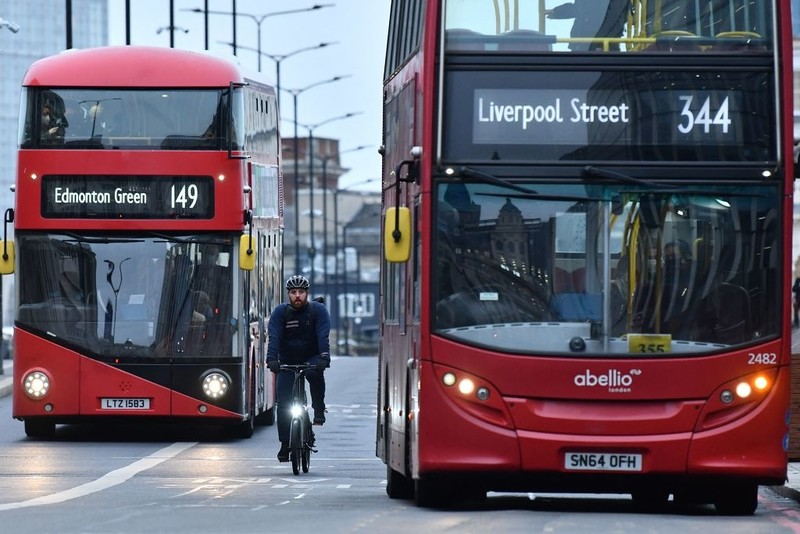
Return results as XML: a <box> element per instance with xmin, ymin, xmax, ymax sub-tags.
<box><xmin>42</xmin><ymin>175</ymin><xmax>214</xmax><ymax>219</ymax></box>
<box><xmin>443</xmin><ymin>69</ymin><xmax>773</xmax><ymax>163</ymax></box>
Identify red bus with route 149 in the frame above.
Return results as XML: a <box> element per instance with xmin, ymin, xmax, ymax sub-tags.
<box><xmin>377</xmin><ymin>0</ymin><xmax>793</xmax><ymax>514</ymax></box>
<box><xmin>0</xmin><ymin>46</ymin><xmax>283</xmax><ymax>439</ymax></box>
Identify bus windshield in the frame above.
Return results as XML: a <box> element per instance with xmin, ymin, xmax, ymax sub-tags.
<box><xmin>433</xmin><ymin>180</ymin><xmax>779</xmax><ymax>355</ymax></box>
<box><xmin>19</xmin><ymin>87</ymin><xmax>239</xmax><ymax>150</ymax></box>
<box><xmin>15</xmin><ymin>233</ymin><xmax>236</xmax><ymax>359</ymax></box>
<box><xmin>444</xmin><ymin>0</ymin><xmax>773</xmax><ymax>53</ymax></box>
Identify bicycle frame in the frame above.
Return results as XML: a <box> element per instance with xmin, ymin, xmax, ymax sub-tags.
<box><xmin>280</xmin><ymin>363</ymin><xmax>316</xmax><ymax>475</ymax></box>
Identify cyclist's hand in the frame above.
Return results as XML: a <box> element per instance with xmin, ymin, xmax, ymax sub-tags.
<box><xmin>267</xmin><ymin>360</ymin><xmax>280</xmax><ymax>373</ymax></box>
<box><xmin>315</xmin><ymin>358</ymin><xmax>328</xmax><ymax>371</ymax></box>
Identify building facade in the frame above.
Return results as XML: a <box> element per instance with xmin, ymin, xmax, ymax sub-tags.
<box><xmin>281</xmin><ymin>136</ymin><xmax>381</xmax><ymax>353</ymax></box>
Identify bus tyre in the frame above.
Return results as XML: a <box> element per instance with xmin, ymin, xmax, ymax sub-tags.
<box><xmin>386</xmin><ymin>465</ymin><xmax>413</xmax><ymax>499</ymax></box>
<box><xmin>414</xmin><ymin>477</ymin><xmax>448</xmax><ymax>508</ymax></box>
<box><xmin>234</xmin><ymin>414</ymin><xmax>254</xmax><ymax>439</ymax></box>
<box><xmin>256</xmin><ymin>404</ymin><xmax>275</xmax><ymax>426</ymax></box>
<box><xmin>713</xmin><ymin>483</ymin><xmax>758</xmax><ymax>516</ymax></box>
<box><xmin>24</xmin><ymin>418</ymin><xmax>55</xmax><ymax>439</ymax></box>
<box><xmin>234</xmin><ymin>376</ymin><xmax>257</xmax><ymax>438</ymax></box>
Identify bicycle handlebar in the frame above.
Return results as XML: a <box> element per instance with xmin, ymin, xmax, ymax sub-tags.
<box><xmin>278</xmin><ymin>363</ymin><xmax>315</xmax><ymax>372</ymax></box>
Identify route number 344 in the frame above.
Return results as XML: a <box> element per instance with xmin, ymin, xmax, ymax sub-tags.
<box><xmin>677</xmin><ymin>95</ymin><xmax>731</xmax><ymax>135</ymax></box>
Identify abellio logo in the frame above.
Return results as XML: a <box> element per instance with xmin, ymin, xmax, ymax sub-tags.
<box><xmin>573</xmin><ymin>369</ymin><xmax>642</xmax><ymax>393</ymax></box>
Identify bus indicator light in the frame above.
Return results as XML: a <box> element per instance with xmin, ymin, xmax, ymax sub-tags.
<box><xmin>754</xmin><ymin>376</ymin><xmax>769</xmax><ymax>390</ymax></box>
<box><xmin>442</xmin><ymin>372</ymin><xmax>456</xmax><ymax>387</ymax></box>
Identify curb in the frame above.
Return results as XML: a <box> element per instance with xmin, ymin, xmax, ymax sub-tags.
<box><xmin>0</xmin><ymin>360</ymin><xmax>12</xmax><ymax>398</ymax></box>
<box><xmin>770</xmin><ymin>484</ymin><xmax>800</xmax><ymax>504</ymax></box>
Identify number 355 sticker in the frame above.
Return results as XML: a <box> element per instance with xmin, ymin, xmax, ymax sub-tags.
<box><xmin>627</xmin><ymin>334</ymin><xmax>671</xmax><ymax>354</ymax></box>
<box><xmin>678</xmin><ymin>95</ymin><xmax>731</xmax><ymax>135</ymax></box>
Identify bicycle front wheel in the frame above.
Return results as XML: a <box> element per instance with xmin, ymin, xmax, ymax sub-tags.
<box><xmin>302</xmin><ymin>445</ymin><xmax>310</xmax><ymax>473</ymax></box>
<box><xmin>290</xmin><ymin>418</ymin><xmax>302</xmax><ymax>476</ymax></box>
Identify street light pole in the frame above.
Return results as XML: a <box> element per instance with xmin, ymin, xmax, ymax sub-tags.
<box><xmin>0</xmin><ymin>17</ymin><xmax>20</xmax><ymax>33</ymax></box>
<box><xmin>320</xmin><ymin>145</ymin><xmax>369</xmax><ymax>288</ymax></box>
<box><xmin>332</xmin><ymin>178</ymin><xmax>378</xmax><ymax>353</ymax></box>
<box><xmin>218</xmin><ymin>41</ymin><xmax>337</xmax><ymax>111</ymax></box>
<box><xmin>183</xmin><ymin>4</ymin><xmax>334</xmax><ymax>72</ymax></box>
<box><xmin>294</xmin><ymin>113</ymin><xmax>362</xmax><ymax>286</ymax></box>
<box><xmin>282</xmin><ymin>76</ymin><xmax>350</xmax><ymax>275</ymax></box>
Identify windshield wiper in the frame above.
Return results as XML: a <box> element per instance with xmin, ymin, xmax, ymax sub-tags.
<box><xmin>460</xmin><ymin>166</ymin><xmax>607</xmax><ymax>202</ymax></box>
<box><xmin>583</xmin><ymin>165</ymin><xmax>672</xmax><ymax>188</ymax></box>
<box><xmin>459</xmin><ymin>167</ymin><xmax>539</xmax><ymax>195</ymax></box>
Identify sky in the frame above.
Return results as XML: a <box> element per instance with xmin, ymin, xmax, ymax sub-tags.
<box><xmin>107</xmin><ymin>0</ymin><xmax>389</xmax><ymax>191</ymax></box>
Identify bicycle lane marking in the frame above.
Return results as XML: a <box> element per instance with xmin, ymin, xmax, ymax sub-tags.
<box><xmin>0</xmin><ymin>442</ymin><xmax>197</xmax><ymax>511</ymax></box>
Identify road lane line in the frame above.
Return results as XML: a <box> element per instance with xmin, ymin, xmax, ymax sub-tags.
<box><xmin>0</xmin><ymin>442</ymin><xmax>197</xmax><ymax>511</ymax></box>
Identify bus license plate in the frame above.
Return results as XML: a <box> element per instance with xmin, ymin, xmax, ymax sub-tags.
<box><xmin>101</xmin><ymin>398</ymin><xmax>150</xmax><ymax>410</ymax></box>
<box><xmin>564</xmin><ymin>452</ymin><xmax>642</xmax><ymax>472</ymax></box>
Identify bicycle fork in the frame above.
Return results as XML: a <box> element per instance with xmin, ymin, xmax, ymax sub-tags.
<box><xmin>290</xmin><ymin>403</ymin><xmax>317</xmax><ymax>452</ymax></box>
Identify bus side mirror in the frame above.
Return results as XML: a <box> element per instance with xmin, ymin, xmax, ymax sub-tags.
<box><xmin>239</xmin><ymin>234</ymin><xmax>256</xmax><ymax>271</ymax></box>
<box><xmin>384</xmin><ymin>207</ymin><xmax>411</xmax><ymax>263</ymax></box>
<box><xmin>0</xmin><ymin>241</ymin><xmax>14</xmax><ymax>275</ymax></box>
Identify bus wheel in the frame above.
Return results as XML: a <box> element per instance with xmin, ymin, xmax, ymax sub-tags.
<box><xmin>234</xmin><ymin>415</ymin><xmax>254</xmax><ymax>439</ymax></box>
<box><xmin>713</xmin><ymin>483</ymin><xmax>758</xmax><ymax>516</ymax></box>
<box><xmin>386</xmin><ymin>464</ymin><xmax>413</xmax><ymax>499</ymax></box>
<box><xmin>414</xmin><ymin>477</ymin><xmax>448</xmax><ymax>508</ymax></box>
<box><xmin>24</xmin><ymin>418</ymin><xmax>55</xmax><ymax>439</ymax></box>
<box><xmin>256</xmin><ymin>405</ymin><xmax>275</xmax><ymax>426</ymax></box>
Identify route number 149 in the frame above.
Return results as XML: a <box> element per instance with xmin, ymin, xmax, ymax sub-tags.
<box><xmin>170</xmin><ymin>183</ymin><xmax>199</xmax><ymax>209</ymax></box>
<box><xmin>677</xmin><ymin>95</ymin><xmax>731</xmax><ymax>135</ymax></box>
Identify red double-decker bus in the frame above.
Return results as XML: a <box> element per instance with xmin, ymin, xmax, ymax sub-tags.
<box><xmin>377</xmin><ymin>0</ymin><xmax>793</xmax><ymax>514</ymax></box>
<box><xmin>0</xmin><ymin>46</ymin><xmax>283</xmax><ymax>439</ymax></box>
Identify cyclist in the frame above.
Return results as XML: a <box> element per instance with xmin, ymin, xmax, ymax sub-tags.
<box><xmin>267</xmin><ymin>275</ymin><xmax>331</xmax><ymax>462</ymax></box>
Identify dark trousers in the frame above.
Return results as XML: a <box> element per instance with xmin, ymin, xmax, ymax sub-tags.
<box><xmin>276</xmin><ymin>368</ymin><xmax>325</xmax><ymax>444</ymax></box>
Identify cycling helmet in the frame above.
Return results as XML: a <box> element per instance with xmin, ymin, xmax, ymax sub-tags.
<box><xmin>286</xmin><ymin>275</ymin><xmax>310</xmax><ymax>291</ymax></box>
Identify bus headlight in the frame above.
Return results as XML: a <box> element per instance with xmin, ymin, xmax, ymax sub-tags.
<box><xmin>458</xmin><ymin>378</ymin><xmax>475</xmax><ymax>395</ymax></box>
<box><xmin>23</xmin><ymin>371</ymin><xmax>50</xmax><ymax>399</ymax></box>
<box><xmin>201</xmin><ymin>370</ymin><xmax>230</xmax><ymax>399</ymax></box>
<box><xmin>435</xmin><ymin>364</ymin><xmax>511</xmax><ymax>428</ymax></box>
<box><xmin>702</xmin><ymin>369</ymin><xmax>777</xmax><ymax>430</ymax></box>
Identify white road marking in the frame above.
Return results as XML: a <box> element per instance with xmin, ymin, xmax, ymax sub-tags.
<box><xmin>0</xmin><ymin>442</ymin><xmax>197</xmax><ymax>511</ymax></box>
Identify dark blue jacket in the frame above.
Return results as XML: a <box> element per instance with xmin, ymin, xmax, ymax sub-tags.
<box><xmin>267</xmin><ymin>300</ymin><xmax>331</xmax><ymax>365</ymax></box>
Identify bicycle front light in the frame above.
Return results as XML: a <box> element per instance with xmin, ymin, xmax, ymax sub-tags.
<box><xmin>201</xmin><ymin>370</ymin><xmax>230</xmax><ymax>400</ymax></box>
<box><xmin>290</xmin><ymin>403</ymin><xmax>303</xmax><ymax>418</ymax></box>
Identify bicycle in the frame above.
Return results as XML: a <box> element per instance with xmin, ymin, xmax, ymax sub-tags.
<box><xmin>279</xmin><ymin>363</ymin><xmax>317</xmax><ymax>475</ymax></box>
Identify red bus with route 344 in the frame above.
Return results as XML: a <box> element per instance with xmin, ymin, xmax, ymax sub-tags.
<box><xmin>377</xmin><ymin>0</ymin><xmax>793</xmax><ymax>514</ymax></box>
<box><xmin>0</xmin><ymin>46</ymin><xmax>283</xmax><ymax>439</ymax></box>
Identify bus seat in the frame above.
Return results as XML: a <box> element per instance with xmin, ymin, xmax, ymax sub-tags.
<box><xmin>553</xmin><ymin>268</ymin><xmax>574</xmax><ymax>293</ymax></box>
<box><xmin>647</xmin><ymin>31</ymin><xmax>702</xmax><ymax>52</ymax></box>
<box><xmin>710</xmin><ymin>31</ymin><xmax>766</xmax><ymax>52</ymax></box>
<box><xmin>552</xmin><ymin>293</ymin><xmax>602</xmax><ymax>322</ymax></box>
<box><xmin>711</xmin><ymin>283</ymin><xmax>751</xmax><ymax>343</ymax></box>
<box><xmin>571</xmin><ymin>267</ymin><xmax>587</xmax><ymax>293</ymax></box>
